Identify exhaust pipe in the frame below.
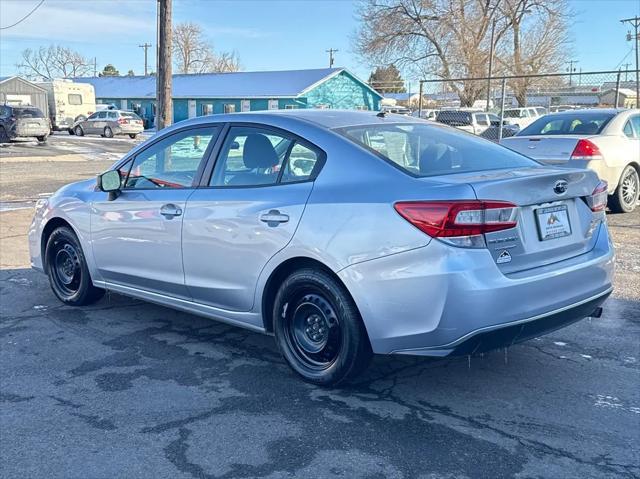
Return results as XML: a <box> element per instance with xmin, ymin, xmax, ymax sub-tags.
<box><xmin>590</xmin><ymin>307</ymin><xmax>603</xmax><ymax>319</ymax></box>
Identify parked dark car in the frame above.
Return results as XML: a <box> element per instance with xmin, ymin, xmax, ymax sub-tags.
<box><xmin>0</xmin><ymin>105</ymin><xmax>50</xmax><ymax>143</ymax></box>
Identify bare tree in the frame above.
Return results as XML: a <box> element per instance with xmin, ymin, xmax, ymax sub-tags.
<box><xmin>355</xmin><ymin>0</ymin><xmax>569</xmax><ymax>106</ymax></box>
<box><xmin>173</xmin><ymin>22</ymin><xmax>241</xmax><ymax>74</ymax></box>
<box><xmin>498</xmin><ymin>0</ymin><xmax>571</xmax><ymax>105</ymax></box>
<box><xmin>17</xmin><ymin>45</ymin><xmax>93</xmax><ymax>79</ymax></box>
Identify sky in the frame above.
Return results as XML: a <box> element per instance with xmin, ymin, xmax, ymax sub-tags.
<box><xmin>1</xmin><ymin>0</ymin><xmax>639</xmax><ymax>85</ymax></box>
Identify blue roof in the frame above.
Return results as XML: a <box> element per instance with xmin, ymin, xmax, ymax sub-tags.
<box><xmin>75</xmin><ymin>68</ymin><xmax>372</xmax><ymax>99</ymax></box>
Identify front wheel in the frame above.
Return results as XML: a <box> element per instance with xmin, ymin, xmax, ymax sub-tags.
<box><xmin>45</xmin><ymin>226</ymin><xmax>104</xmax><ymax>306</ymax></box>
<box><xmin>74</xmin><ymin>125</ymin><xmax>84</xmax><ymax>137</ymax></box>
<box><xmin>129</xmin><ymin>134</ymin><xmax>137</xmax><ymax>139</ymax></box>
<box><xmin>103</xmin><ymin>126</ymin><xmax>114</xmax><ymax>138</ymax></box>
<box><xmin>36</xmin><ymin>135</ymin><xmax>47</xmax><ymax>143</ymax></box>
<box><xmin>0</xmin><ymin>127</ymin><xmax>9</xmax><ymax>143</ymax></box>
<box><xmin>609</xmin><ymin>165</ymin><xmax>639</xmax><ymax>213</ymax></box>
<box><xmin>273</xmin><ymin>268</ymin><xmax>372</xmax><ymax>386</ymax></box>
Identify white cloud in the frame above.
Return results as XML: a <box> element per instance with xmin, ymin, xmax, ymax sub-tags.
<box><xmin>0</xmin><ymin>0</ymin><xmax>155</xmax><ymax>42</ymax></box>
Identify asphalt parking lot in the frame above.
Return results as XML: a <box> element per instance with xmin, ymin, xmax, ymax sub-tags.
<box><xmin>1</xmin><ymin>134</ymin><xmax>639</xmax><ymax>478</ymax></box>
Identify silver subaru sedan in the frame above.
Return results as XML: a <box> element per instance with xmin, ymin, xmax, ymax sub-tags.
<box><xmin>28</xmin><ymin>110</ymin><xmax>614</xmax><ymax>386</ymax></box>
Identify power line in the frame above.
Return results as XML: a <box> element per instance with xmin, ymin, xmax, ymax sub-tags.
<box><xmin>0</xmin><ymin>0</ymin><xmax>45</xmax><ymax>30</ymax></box>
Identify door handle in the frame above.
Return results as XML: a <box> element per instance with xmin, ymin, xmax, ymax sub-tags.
<box><xmin>160</xmin><ymin>203</ymin><xmax>182</xmax><ymax>219</ymax></box>
<box><xmin>260</xmin><ymin>210</ymin><xmax>289</xmax><ymax>224</ymax></box>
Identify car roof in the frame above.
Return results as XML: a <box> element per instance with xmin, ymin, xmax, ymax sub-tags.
<box><xmin>175</xmin><ymin>109</ymin><xmax>425</xmax><ymax>130</ymax></box>
<box><xmin>543</xmin><ymin>108</ymin><xmax>626</xmax><ymax>116</ymax></box>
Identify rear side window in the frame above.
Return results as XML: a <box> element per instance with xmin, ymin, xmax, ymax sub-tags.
<box><xmin>436</xmin><ymin>111</ymin><xmax>471</xmax><ymax>126</ymax></box>
<box><xmin>14</xmin><ymin>107</ymin><xmax>44</xmax><ymax>118</ymax></box>
<box><xmin>338</xmin><ymin>123</ymin><xmax>537</xmax><ymax>177</ymax></box>
<box><xmin>68</xmin><ymin>94</ymin><xmax>82</xmax><ymax>105</ymax></box>
<box><xmin>121</xmin><ymin>112</ymin><xmax>141</xmax><ymax>119</ymax></box>
<box><xmin>519</xmin><ymin>113</ymin><xmax>615</xmax><ymax>136</ymax></box>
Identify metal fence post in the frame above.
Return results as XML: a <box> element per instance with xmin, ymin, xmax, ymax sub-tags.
<box><xmin>418</xmin><ymin>81</ymin><xmax>423</xmax><ymax>117</ymax></box>
<box><xmin>614</xmin><ymin>70</ymin><xmax>621</xmax><ymax>108</ymax></box>
<box><xmin>498</xmin><ymin>77</ymin><xmax>507</xmax><ymax>143</ymax></box>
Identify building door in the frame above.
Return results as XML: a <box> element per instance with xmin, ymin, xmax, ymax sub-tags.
<box><xmin>188</xmin><ymin>100</ymin><xmax>197</xmax><ymax>118</ymax></box>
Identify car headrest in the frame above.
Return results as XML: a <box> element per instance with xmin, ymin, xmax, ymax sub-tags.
<box><xmin>572</xmin><ymin>122</ymin><xmax>599</xmax><ymax>135</ymax></box>
<box><xmin>242</xmin><ymin>134</ymin><xmax>279</xmax><ymax>169</ymax></box>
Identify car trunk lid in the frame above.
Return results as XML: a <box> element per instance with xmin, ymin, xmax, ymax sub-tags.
<box><xmin>501</xmin><ymin>135</ymin><xmax>589</xmax><ymax>163</ymax></box>
<box><xmin>423</xmin><ymin>167</ymin><xmax>602</xmax><ymax>273</ymax></box>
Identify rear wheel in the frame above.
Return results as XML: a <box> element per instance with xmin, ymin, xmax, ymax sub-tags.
<box><xmin>103</xmin><ymin>126</ymin><xmax>114</xmax><ymax>138</ymax></box>
<box><xmin>129</xmin><ymin>134</ymin><xmax>137</xmax><ymax>139</ymax></box>
<box><xmin>45</xmin><ymin>226</ymin><xmax>104</xmax><ymax>306</ymax></box>
<box><xmin>36</xmin><ymin>135</ymin><xmax>47</xmax><ymax>144</ymax></box>
<box><xmin>609</xmin><ymin>165</ymin><xmax>639</xmax><ymax>213</ymax></box>
<box><xmin>273</xmin><ymin>268</ymin><xmax>372</xmax><ymax>386</ymax></box>
<box><xmin>74</xmin><ymin>125</ymin><xmax>84</xmax><ymax>137</ymax></box>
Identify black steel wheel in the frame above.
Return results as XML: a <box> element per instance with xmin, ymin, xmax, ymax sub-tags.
<box><xmin>609</xmin><ymin>165</ymin><xmax>639</xmax><ymax>213</ymax></box>
<box><xmin>273</xmin><ymin>268</ymin><xmax>372</xmax><ymax>386</ymax></box>
<box><xmin>45</xmin><ymin>226</ymin><xmax>104</xmax><ymax>306</ymax></box>
<box><xmin>129</xmin><ymin>134</ymin><xmax>137</xmax><ymax>139</ymax></box>
<box><xmin>103</xmin><ymin>126</ymin><xmax>114</xmax><ymax>138</ymax></box>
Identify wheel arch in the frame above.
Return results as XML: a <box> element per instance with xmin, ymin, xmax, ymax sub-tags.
<box><xmin>261</xmin><ymin>256</ymin><xmax>361</xmax><ymax>335</ymax></box>
<box><xmin>40</xmin><ymin>217</ymin><xmax>74</xmax><ymax>272</ymax></box>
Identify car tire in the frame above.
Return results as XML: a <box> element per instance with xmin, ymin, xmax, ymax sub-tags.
<box><xmin>0</xmin><ymin>127</ymin><xmax>9</xmax><ymax>143</ymax></box>
<box><xmin>68</xmin><ymin>128</ymin><xmax>75</xmax><ymax>135</ymax></box>
<box><xmin>609</xmin><ymin>165</ymin><xmax>639</xmax><ymax>213</ymax></box>
<box><xmin>74</xmin><ymin>126</ymin><xmax>84</xmax><ymax>137</ymax></box>
<box><xmin>129</xmin><ymin>134</ymin><xmax>137</xmax><ymax>139</ymax></box>
<box><xmin>44</xmin><ymin>226</ymin><xmax>105</xmax><ymax>306</ymax></box>
<box><xmin>273</xmin><ymin>268</ymin><xmax>372</xmax><ymax>386</ymax></box>
<box><xmin>36</xmin><ymin>135</ymin><xmax>47</xmax><ymax>143</ymax></box>
<box><xmin>103</xmin><ymin>127</ymin><xmax>114</xmax><ymax>138</ymax></box>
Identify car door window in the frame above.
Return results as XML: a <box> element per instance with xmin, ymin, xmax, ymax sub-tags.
<box><xmin>476</xmin><ymin>114</ymin><xmax>489</xmax><ymax>126</ymax></box>
<box><xmin>123</xmin><ymin>126</ymin><xmax>219</xmax><ymax>189</ymax></box>
<box><xmin>281</xmin><ymin>142</ymin><xmax>321</xmax><ymax>183</ymax></box>
<box><xmin>108</xmin><ymin>111</ymin><xmax>118</xmax><ymax>120</ymax></box>
<box><xmin>87</xmin><ymin>112</ymin><xmax>99</xmax><ymax>120</ymax></box>
<box><xmin>210</xmin><ymin>127</ymin><xmax>291</xmax><ymax>187</ymax></box>
<box><xmin>97</xmin><ymin>111</ymin><xmax>107</xmax><ymax>119</ymax></box>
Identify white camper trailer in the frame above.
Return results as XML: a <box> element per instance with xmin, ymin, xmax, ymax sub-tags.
<box><xmin>36</xmin><ymin>80</ymin><xmax>97</xmax><ymax>132</ymax></box>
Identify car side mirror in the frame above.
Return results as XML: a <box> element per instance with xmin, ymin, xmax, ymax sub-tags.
<box><xmin>97</xmin><ymin>170</ymin><xmax>121</xmax><ymax>200</ymax></box>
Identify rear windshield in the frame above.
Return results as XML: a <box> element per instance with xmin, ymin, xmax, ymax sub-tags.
<box><xmin>435</xmin><ymin>111</ymin><xmax>472</xmax><ymax>125</ymax></box>
<box><xmin>14</xmin><ymin>107</ymin><xmax>44</xmax><ymax>119</ymax></box>
<box><xmin>121</xmin><ymin>111</ymin><xmax>141</xmax><ymax>119</ymax></box>
<box><xmin>519</xmin><ymin>112</ymin><xmax>615</xmax><ymax>136</ymax></box>
<box><xmin>338</xmin><ymin>123</ymin><xmax>537</xmax><ymax>177</ymax></box>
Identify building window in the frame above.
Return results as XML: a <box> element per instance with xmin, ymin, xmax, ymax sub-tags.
<box><xmin>224</xmin><ymin>104</ymin><xmax>236</xmax><ymax>114</ymax></box>
<box><xmin>68</xmin><ymin>94</ymin><xmax>82</xmax><ymax>105</ymax></box>
<box><xmin>202</xmin><ymin>103</ymin><xmax>214</xmax><ymax>115</ymax></box>
<box><xmin>284</xmin><ymin>104</ymin><xmax>299</xmax><ymax>109</ymax></box>
<box><xmin>268</xmin><ymin>99</ymin><xmax>279</xmax><ymax>110</ymax></box>
<box><xmin>355</xmin><ymin>105</ymin><xmax>368</xmax><ymax>110</ymax></box>
<box><xmin>241</xmin><ymin>100</ymin><xmax>250</xmax><ymax>112</ymax></box>
<box><xmin>315</xmin><ymin>104</ymin><xmax>330</xmax><ymax>110</ymax></box>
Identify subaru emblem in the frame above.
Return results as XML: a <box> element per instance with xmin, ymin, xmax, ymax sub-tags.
<box><xmin>554</xmin><ymin>180</ymin><xmax>568</xmax><ymax>195</ymax></box>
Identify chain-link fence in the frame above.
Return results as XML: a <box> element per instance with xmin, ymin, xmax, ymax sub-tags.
<box><xmin>412</xmin><ymin>70</ymin><xmax>639</xmax><ymax>142</ymax></box>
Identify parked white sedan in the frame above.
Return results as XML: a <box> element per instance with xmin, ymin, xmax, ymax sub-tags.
<box><xmin>503</xmin><ymin>109</ymin><xmax>640</xmax><ymax>213</ymax></box>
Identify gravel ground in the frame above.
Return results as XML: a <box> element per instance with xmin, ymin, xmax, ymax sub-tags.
<box><xmin>0</xmin><ymin>134</ymin><xmax>638</xmax><ymax>478</ymax></box>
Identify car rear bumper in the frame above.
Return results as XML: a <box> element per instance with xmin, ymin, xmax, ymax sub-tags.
<box><xmin>115</xmin><ymin>125</ymin><xmax>144</xmax><ymax>135</ymax></box>
<box><xmin>338</xmin><ymin>221</ymin><xmax>615</xmax><ymax>356</ymax></box>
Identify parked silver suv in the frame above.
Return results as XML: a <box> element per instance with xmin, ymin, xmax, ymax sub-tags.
<box><xmin>0</xmin><ymin>105</ymin><xmax>50</xmax><ymax>143</ymax></box>
<box><xmin>72</xmin><ymin>110</ymin><xmax>144</xmax><ymax>139</ymax></box>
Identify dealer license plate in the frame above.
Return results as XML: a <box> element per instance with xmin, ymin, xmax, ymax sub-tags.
<box><xmin>535</xmin><ymin>205</ymin><xmax>571</xmax><ymax>241</ymax></box>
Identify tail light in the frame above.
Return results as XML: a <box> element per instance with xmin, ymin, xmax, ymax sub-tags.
<box><xmin>571</xmin><ymin>139</ymin><xmax>603</xmax><ymax>160</ymax></box>
<box><xmin>586</xmin><ymin>181</ymin><xmax>608</xmax><ymax>212</ymax></box>
<box><xmin>394</xmin><ymin>200</ymin><xmax>518</xmax><ymax>248</ymax></box>
<box><xmin>117</xmin><ymin>118</ymin><xmax>128</xmax><ymax>125</ymax></box>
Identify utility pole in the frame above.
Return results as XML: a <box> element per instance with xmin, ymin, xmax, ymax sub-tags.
<box><xmin>326</xmin><ymin>48</ymin><xmax>338</xmax><ymax>68</ymax></box>
<box><xmin>566</xmin><ymin>59</ymin><xmax>578</xmax><ymax>86</ymax></box>
<box><xmin>139</xmin><ymin>42</ymin><xmax>152</xmax><ymax>76</ymax></box>
<box><xmin>156</xmin><ymin>0</ymin><xmax>172</xmax><ymax>130</ymax></box>
<box><xmin>621</xmin><ymin>16</ymin><xmax>640</xmax><ymax>107</ymax></box>
<box><xmin>93</xmin><ymin>57</ymin><xmax>97</xmax><ymax>77</ymax></box>
<box><xmin>622</xmin><ymin>63</ymin><xmax>631</xmax><ymax>81</ymax></box>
